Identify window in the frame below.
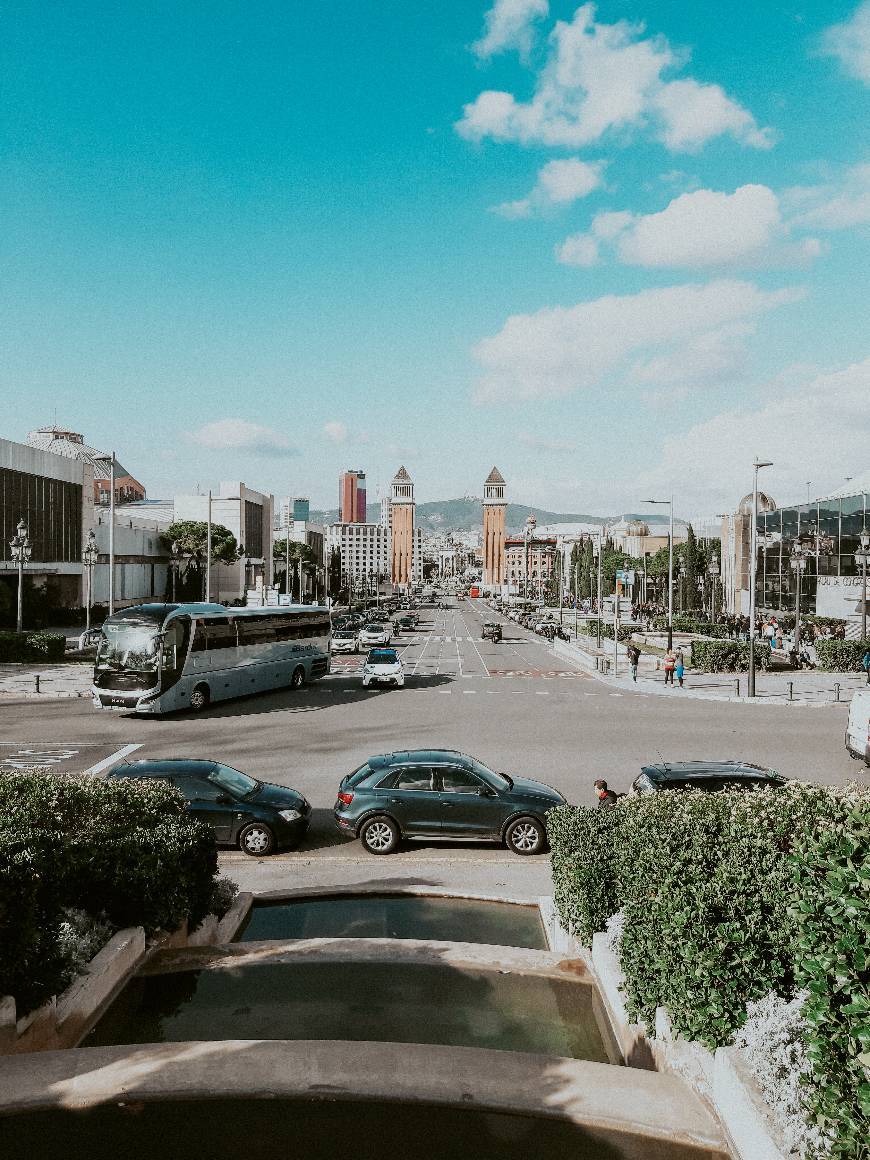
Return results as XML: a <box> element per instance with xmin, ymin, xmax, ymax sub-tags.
<box><xmin>237</xmin><ymin>616</ymin><xmax>276</xmax><ymax>647</ymax></box>
<box><xmin>391</xmin><ymin>766</ymin><xmax>433</xmax><ymax>791</ymax></box>
<box><xmin>440</xmin><ymin>766</ymin><xmax>483</xmax><ymax>793</ymax></box>
<box><xmin>172</xmin><ymin>775</ymin><xmax>227</xmax><ymax>802</ymax></box>
<box><xmin>203</xmin><ymin>617</ymin><xmax>237</xmax><ymax>651</ymax></box>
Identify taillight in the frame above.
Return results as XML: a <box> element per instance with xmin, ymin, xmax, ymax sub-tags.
<box><xmin>337</xmin><ymin>791</ymin><xmax>354</xmax><ymax>806</ymax></box>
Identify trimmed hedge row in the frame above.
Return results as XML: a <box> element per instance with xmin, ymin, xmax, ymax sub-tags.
<box><xmin>547</xmin><ymin>783</ymin><xmax>870</xmax><ymax>1158</ymax></box>
<box><xmin>0</xmin><ymin>631</ymin><xmax>66</xmax><ymax>662</ymax></box>
<box><xmin>815</xmin><ymin>638</ymin><xmax>870</xmax><ymax>672</ymax></box>
<box><xmin>0</xmin><ymin>772</ymin><xmax>218</xmax><ymax>1014</ymax></box>
<box><xmin>690</xmin><ymin>639</ymin><xmax>772</xmax><ymax>671</ymax></box>
<box><xmin>576</xmin><ymin>619</ymin><xmax>634</xmax><ymax>642</ymax></box>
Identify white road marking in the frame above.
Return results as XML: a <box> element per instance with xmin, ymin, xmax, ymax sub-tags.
<box><xmin>458</xmin><ymin>611</ymin><xmax>491</xmax><ymax>679</ymax></box>
<box><xmin>462</xmin><ymin>690</ymin><xmax>477</xmax><ymax>694</ymax></box>
<box><xmin>85</xmin><ymin>743</ymin><xmax>143</xmax><ymax>777</ymax></box>
<box><xmin>535</xmin><ymin>691</ymin><xmax>549</xmax><ymax>695</ymax></box>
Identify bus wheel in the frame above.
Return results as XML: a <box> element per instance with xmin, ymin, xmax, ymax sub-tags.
<box><xmin>290</xmin><ymin>666</ymin><xmax>305</xmax><ymax>690</ymax></box>
<box><xmin>189</xmin><ymin>684</ymin><xmax>210</xmax><ymax>711</ymax></box>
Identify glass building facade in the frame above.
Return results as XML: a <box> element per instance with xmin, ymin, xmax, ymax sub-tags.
<box><xmin>0</xmin><ymin>465</ymin><xmax>83</xmax><ymax>564</ymax></box>
<box><xmin>756</xmin><ymin>490</ymin><xmax>869</xmax><ymax>614</ymax></box>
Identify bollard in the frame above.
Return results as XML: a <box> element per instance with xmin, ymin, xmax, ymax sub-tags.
<box><xmin>788</xmin><ymin>681</ymin><xmax>793</xmax><ymax>701</ymax></box>
<box><xmin>735</xmin><ymin>678</ymin><xmax>740</xmax><ymax>697</ymax></box>
<box><xmin>35</xmin><ymin>675</ymin><xmax>40</xmax><ymax>694</ymax></box>
<box><xmin>834</xmin><ymin>682</ymin><xmax>840</xmax><ymax>703</ymax></box>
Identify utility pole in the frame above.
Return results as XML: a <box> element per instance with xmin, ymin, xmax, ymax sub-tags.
<box><xmin>108</xmin><ymin>452</ymin><xmax>116</xmax><ymax>615</ymax></box>
<box><xmin>205</xmin><ymin>489</ymin><xmax>212</xmax><ymax>602</ymax></box>
<box><xmin>748</xmin><ymin>460</ymin><xmax>773</xmax><ymax>697</ymax></box>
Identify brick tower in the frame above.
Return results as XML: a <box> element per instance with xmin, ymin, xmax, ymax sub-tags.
<box><xmin>483</xmin><ymin>467</ymin><xmax>507</xmax><ymax>592</ymax></box>
<box><xmin>390</xmin><ymin>466</ymin><xmax>415</xmax><ymax>590</ymax></box>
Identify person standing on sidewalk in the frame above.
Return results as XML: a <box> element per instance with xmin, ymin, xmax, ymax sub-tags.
<box><xmin>593</xmin><ymin>779</ymin><xmax>619</xmax><ymax>808</ymax></box>
<box><xmin>674</xmin><ymin>647</ymin><xmax>685</xmax><ymax>688</ymax></box>
<box><xmin>862</xmin><ymin>648</ymin><xmax>870</xmax><ymax>685</ymax></box>
<box><xmin>663</xmin><ymin>649</ymin><xmax>675</xmax><ymax>685</ymax></box>
<box><xmin>627</xmin><ymin>643</ymin><xmax>641</xmax><ymax>682</ymax></box>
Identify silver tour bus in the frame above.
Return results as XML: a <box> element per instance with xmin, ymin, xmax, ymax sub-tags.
<box><xmin>93</xmin><ymin>602</ymin><xmax>331</xmax><ymax>714</ymax></box>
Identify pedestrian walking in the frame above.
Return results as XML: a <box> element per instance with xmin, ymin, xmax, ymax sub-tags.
<box><xmin>663</xmin><ymin>649</ymin><xmax>675</xmax><ymax>686</ymax></box>
<box><xmin>593</xmin><ymin>779</ymin><xmax>619</xmax><ymax>808</ymax></box>
<box><xmin>862</xmin><ymin>648</ymin><xmax>870</xmax><ymax>685</ymax></box>
<box><xmin>675</xmin><ymin>651</ymin><xmax>685</xmax><ymax>688</ymax></box>
<box><xmin>628</xmin><ymin>643</ymin><xmax>641</xmax><ymax>682</ymax></box>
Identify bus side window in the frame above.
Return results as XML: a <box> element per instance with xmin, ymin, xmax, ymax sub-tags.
<box><xmin>205</xmin><ymin>618</ymin><xmax>237</xmax><ymax>651</ymax></box>
<box><xmin>190</xmin><ymin>620</ymin><xmax>207</xmax><ymax>653</ymax></box>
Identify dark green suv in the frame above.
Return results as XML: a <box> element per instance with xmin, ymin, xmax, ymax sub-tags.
<box><xmin>333</xmin><ymin>749</ymin><xmax>566</xmax><ymax>856</ymax></box>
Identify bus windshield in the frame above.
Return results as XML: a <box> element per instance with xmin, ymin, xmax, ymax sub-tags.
<box><xmin>96</xmin><ymin>623</ymin><xmax>161</xmax><ymax>674</ymax></box>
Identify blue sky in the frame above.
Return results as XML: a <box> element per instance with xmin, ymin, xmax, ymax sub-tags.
<box><xmin>1</xmin><ymin>1</ymin><xmax>868</xmax><ymax>515</ymax></box>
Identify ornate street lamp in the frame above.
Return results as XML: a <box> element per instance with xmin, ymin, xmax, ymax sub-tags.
<box><xmin>9</xmin><ymin>518</ymin><xmax>32</xmax><ymax>633</ymax></box>
<box><xmin>790</xmin><ymin>542</ymin><xmax>809</xmax><ymax>660</ymax></box>
<box><xmin>854</xmin><ymin>529</ymin><xmax>870</xmax><ymax>643</ymax></box>
<box><xmin>82</xmin><ymin>529</ymin><xmax>99</xmax><ymax>634</ymax></box>
<box><xmin>678</xmin><ymin>559</ymin><xmax>687</xmax><ymax>613</ymax></box>
<box><xmin>708</xmin><ymin>551</ymin><xmax>720</xmax><ymax>623</ymax></box>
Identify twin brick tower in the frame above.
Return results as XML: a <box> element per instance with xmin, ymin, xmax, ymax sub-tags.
<box><xmin>386</xmin><ymin>465</ymin><xmax>507</xmax><ymax>591</ymax></box>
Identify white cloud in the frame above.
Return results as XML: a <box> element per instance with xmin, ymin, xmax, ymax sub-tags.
<box><xmin>458</xmin><ymin>4</ymin><xmax>770</xmax><ymax>153</ymax></box>
<box><xmin>190</xmin><ymin>418</ymin><xmax>297</xmax><ymax>457</ymax></box>
<box><xmin>822</xmin><ymin>1</ymin><xmax>870</xmax><ymax>84</ymax></box>
<box><xmin>323</xmin><ymin>420</ymin><xmax>348</xmax><ymax>444</ymax></box>
<box><xmin>472</xmin><ymin>279</ymin><xmax>801</xmax><ymax>402</ymax></box>
<box><xmin>785</xmin><ymin>162</ymin><xmax>870</xmax><ymax>230</ymax></box>
<box><xmin>473</xmin><ymin>0</ymin><xmax>549</xmax><ymax>59</ymax></box>
<box><xmin>494</xmin><ymin>158</ymin><xmax>604</xmax><ymax>217</ymax></box>
<box><xmin>518</xmin><ymin>433</ymin><xmax>578</xmax><ymax>452</ymax></box>
<box><xmin>555</xmin><ymin>232</ymin><xmax>599</xmax><ymax>266</ymax></box>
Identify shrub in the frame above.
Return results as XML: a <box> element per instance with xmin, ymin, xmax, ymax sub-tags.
<box><xmin>576</xmin><ymin>619</ymin><xmax>634</xmax><ymax>642</ymax></box>
<box><xmin>791</xmin><ymin>798</ymin><xmax>870</xmax><ymax>1159</ymax></box>
<box><xmin>547</xmin><ymin>804</ymin><xmax>622</xmax><ymax>947</ymax></box>
<box><xmin>0</xmin><ymin>630</ymin><xmax>66</xmax><ymax>662</ymax></box>
<box><xmin>815</xmin><ymin>638</ymin><xmax>870</xmax><ymax>672</ymax></box>
<box><xmin>690</xmin><ymin>639</ymin><xmax>772</xmax><ymax>671</ymax></box>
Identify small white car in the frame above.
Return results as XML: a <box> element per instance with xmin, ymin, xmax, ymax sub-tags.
<box><xmin>359</xmin><ymin>624</ymin><xmax>392</xmax><ymax>648</ymax></box>
<box><xmin>362</xmin><ymin>648</ymin><xmax>405</xmax><ymax>688</ymax></box>
<box><xmin>331</xmin><ymin>629</ymin><xmax>359</xmax><ymax>654</ymax></box>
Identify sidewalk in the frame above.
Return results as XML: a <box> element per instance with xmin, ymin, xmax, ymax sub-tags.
<box><xmin>552</xmin><ymin>634</ymin><xmax>862</xmax><ymax>707</ymax></box>
<box><xmin>0</xmin><ymin>663</ymin><xmax>93</xmax><ymax>699</ymax></box>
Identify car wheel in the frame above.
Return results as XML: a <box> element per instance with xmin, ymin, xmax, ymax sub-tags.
<box><xmin>238</xmin><ymin>823</ymin><xmax>275</xmax><ymax>857</ymax></box>
<box><xmin>290</xmin><ymin>666</ymin><xmax>305</xmax><ymax>689</ymax></box>
<box><xmin>189</xmin><ymin>684</ymin><xmax>210</xmax><ymax>712</ymax></box>
<box><xmin>360</xmin><ymin>815</ymin><xmax>400</xmax><ymax>855</ymax></box>
<box><xmin>505</xmin><ymin>816</ymin><xmax>546</xmax><ymax>856</ymax></box>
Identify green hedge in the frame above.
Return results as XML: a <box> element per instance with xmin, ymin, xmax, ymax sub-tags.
<box><xmin>690</xmin><ymin>639</ymin><xmax>772</xmax><ymax>671</ymax></box>
<box><xmin>576</xmin><ymin>619</ymin><xmax>634</xmax><ymax>642</ymax></box>
<box><xmin>0</xmin><ymin>772</ymin><xmax>218</xmax><ymax>1014</ymax></box>
<box><xmin>792</xmin><ymin>800</ymin><xmax>870</xmax><ymax>1158</ymax></box>
<box><xmin>650</xmin><ymin>614</ymin><xmax>731</xmax><ymax>637</ymax></box>
<box><xmin>547</xmin><ymin>784</ymin><xmax>870</xmax><ymax>1156</ymax></box>
<box><xmin>0</xmin><ymin>631</ymin><xmax>66</xmax><ymax>662</ymax></box>
<box><xmin>815</xmin><ymin>638</ymin><xmax>870</xmax><ymax>672</ymax></box>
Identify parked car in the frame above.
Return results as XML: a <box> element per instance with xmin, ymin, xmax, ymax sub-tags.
<box><xmin>631</xmin><ymin>761</ymin><xmax>787</xmax><ymax>794</ymax></box>
<box><xmin>331</xmin><ymin>629</ymin><xmax>360</xmax><ymax>654</ymax></box>
<box><xmin>333</xmin><ymin>749</ymin><xmax>566</xmax><ymax>855</ymax></box>
<box><xmin>358</xmin><ymin>623</ymin><xmax>392</xmax><ymax>647</ymax></box>
<box><xmin>108</xmin><ymin>759</ymin><xmax>310</xmax><ymax>855</ymax></box>
<box><xmin>361</xmin><ymin>647</ymin><xmax>405</xmax><ymax>689</ymax></box>
<box><xmin>845</xmin><ymin>689</ymin><xmax>870</xmax><ymax>765</ymax></box>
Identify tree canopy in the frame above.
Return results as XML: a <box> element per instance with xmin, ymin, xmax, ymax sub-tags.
<box><xmin>161</xmin><ymin>521</ymin><xmax>239</xmax><ymax>576</ymax></box>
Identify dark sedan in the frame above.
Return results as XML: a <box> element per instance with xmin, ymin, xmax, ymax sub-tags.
<box><xmin>108</xmin><ymin>759</ymin><xmax>311</xmax><ymax>855</ymax></box>
<box><xmin>334</xmin><ymin>749</ymin><xmax>566</xmax><ymax>856</ymax></box>
<box><xmin>632</xmin><ymin>761</ymin><xmax>787</xmax><ymax>794</ymax></box>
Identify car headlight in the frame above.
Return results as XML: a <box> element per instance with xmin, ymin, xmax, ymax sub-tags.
<box><xmin>279</xmin><ymin>808</ymin><xmax>302</xmax><ymax>822</ymax></box>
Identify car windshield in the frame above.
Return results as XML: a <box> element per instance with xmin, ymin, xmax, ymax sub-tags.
<box><xmin>207</xmin><ymin>764</ymin><xmax>258</xmax><ymax>796</ymax></box>
<box><xmin>96</xmin><ymin>623</ymin><xmax>161</xmax><ymax>673</ymax></box>
<box><xmin>334</xmin><ymin>631</ymin><xmax>355</xmax><ymax>638</ymax></box>
<box><xmin>470</xmin><ymin>757</ymin><xmax>512</xmax><ymax>791</ymax></box>
<box><xmin>369</xmin><ymin>649</ymin><xmax>398</xmax><ymax>664</ymax></box>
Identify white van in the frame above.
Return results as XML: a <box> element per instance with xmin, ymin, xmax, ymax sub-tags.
<box><xmin>845</xmin><ymin>689</ymin><xmax>870</xmax><ymax>765</ymax></box>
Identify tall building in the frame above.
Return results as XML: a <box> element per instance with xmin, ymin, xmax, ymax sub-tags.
<box><xmin>482</xmin><ymin>467</ymin><xmax>507</xmax><ymax>591</ymax></box>
<box><xmin>390</xmin><ymin>465</ymin><xmax>415</xmax><ymax>589</ymax></box>
<box><xmin>26</xmin><ymin>426</ymin><xmax>146</xmax><ymax>506</ymax></box>
<box><xmin>327</xmin><ymin>523</ymin><xmax>389</xmax><ymax>588</ymax></box>
<box><xmin>339</xmin><ymin>469</ymin><xmax>366</xmax><ymax>523</ymax></box>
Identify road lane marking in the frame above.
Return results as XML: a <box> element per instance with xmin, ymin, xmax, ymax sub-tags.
<box><xmin>85</xmin><ymin>743</ymin><xmax>143</xmax><ymax>777</ymax></box>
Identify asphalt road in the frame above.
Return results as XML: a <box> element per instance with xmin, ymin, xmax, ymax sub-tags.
<box><xmin>0</xmin><ymin>597</ymin><xmax>861</xmax><ymax>891</ymax></box>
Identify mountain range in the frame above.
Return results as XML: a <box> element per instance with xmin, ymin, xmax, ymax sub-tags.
<box><xmin>310</xmin><ymin>497</ymin><xmax>609</xmax><ymax>533</ymax></box>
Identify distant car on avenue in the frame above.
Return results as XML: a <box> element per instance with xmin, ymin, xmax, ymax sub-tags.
<box><xmin>362</xmin><ymin>648</ymin><xmax>405</xmax><ymax>689</ymax></box>
<box><xmin>358</xmin><ymin>623</ymin><xmax>392</xmax><ymax>648</ymax></box>
<box><xmin>333</xmin><ymin>749</ymin><xmax>566</xmax><ymax>856</ymax></box>
<box><xmin>108</xmin><ymin>759</ymin><xmax>310</xmax><ymax>855</ymax></box>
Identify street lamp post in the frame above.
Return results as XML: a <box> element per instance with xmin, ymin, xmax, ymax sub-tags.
<box><xmin>855</xmin><ymin>530</ymin><xmax>870</xmax><ymax>643</ymax></box>
<box><xmin>748</xmin><ymin>459</ymin><xmax>773</xmax><ymax>698</ymax></box>
<box><xmin>646</xmin><ymin>498</ymin><xmax>674</xmax><ymax>650</ymax></box>
<box><xmin>708</xmin><ymin>551</ymin><xmax>720</xmax><ymax>623</ymax></box>
<box><xmin>82</xmin><ymin>529</ymin><xmax>99</xmax><ymax>634</ymax></box>
<box><xmin>9</xmin><ymin>518</ymin><xmax>32</xmax><ymax>633</ymax></box>
<box><xmin>678</xmin><ymin>559</ymin><xmax>687</xmax><ymax>613</ymax></box>
<box><xmin>591</xmin><ymin>537</ymin><xmax>603</xmax><ymax>650</ymax></box>
<box><xmin>790</xmin><ymin>543</ymin><xmax>808</xmax><ymax>663</ymax></box>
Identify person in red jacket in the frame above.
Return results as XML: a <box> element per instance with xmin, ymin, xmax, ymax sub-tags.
<box><xmin>594</xmin><ymin>779</ymin><xmax>619</xmax><ymax>808</ymax></box>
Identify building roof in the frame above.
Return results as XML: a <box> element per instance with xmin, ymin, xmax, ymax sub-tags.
<box><xmin>738</xmin><ymin>492</ymin><xmax>777</xmax><ymax>516</ymax></box>
<box><xmin>26</xmin><ymin>426</ymin><xmax>134</xmax><ymax>482</ymax></box>
<box><xmin>392</xmin><ymin>465</ymin><xmax>412</xmax><ymax>483</ymax></box>
<box><xmin>484</xmin><ymin>466</ymin><xmax>505</xmax><ymax>485</ymax></box>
